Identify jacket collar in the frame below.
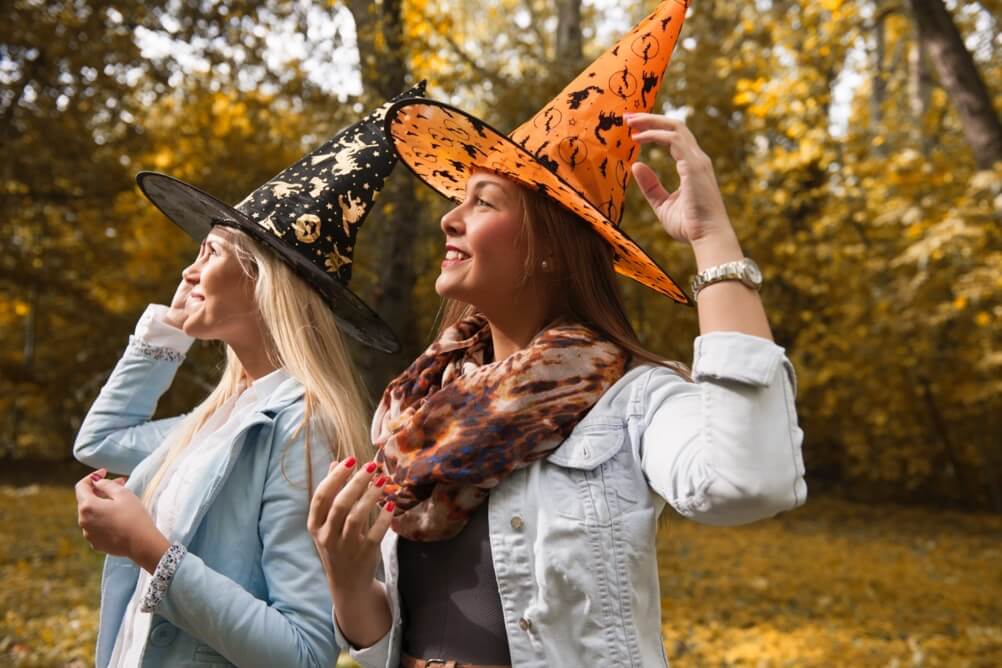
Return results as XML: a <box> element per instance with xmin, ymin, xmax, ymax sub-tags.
<box><xmin>126</xmin><ymin>373</ymin><xmax>306</xmax><ymax>543</ymax></box>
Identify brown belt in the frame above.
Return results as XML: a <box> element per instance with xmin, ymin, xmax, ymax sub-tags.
<box><xmin>400</xmin><ymin>655</ymin><xmax>511</xmax><ymax>668</ymax></box>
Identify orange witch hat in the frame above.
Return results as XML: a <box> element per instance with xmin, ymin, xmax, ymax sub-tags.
<box><xmin>384</xmin><ymin>0</ymin><xmax>692</xmax><ymax>303</ymax></box>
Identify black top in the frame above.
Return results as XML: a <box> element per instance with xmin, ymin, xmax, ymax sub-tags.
<box><xmin>397</xmin><ymin>502</ymin><xmax>512</xmax><ymax>664</ymax></box>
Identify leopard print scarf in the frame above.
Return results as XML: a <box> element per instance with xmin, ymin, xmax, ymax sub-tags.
<box><xmin>373</xmin><ymin>312</ymin><xmax>627</xmax><ymax>541</ymax></box>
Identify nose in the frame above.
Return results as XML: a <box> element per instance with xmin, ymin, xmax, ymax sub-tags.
<box><xmin>181</xmin><ymin>262</ymin><xmax>199</xmax><ymax>286</ymax></box>
<box><xmin>440</xmin><ymin>202</ymin><xmax>466</xmax><ymax>238</ymax></box>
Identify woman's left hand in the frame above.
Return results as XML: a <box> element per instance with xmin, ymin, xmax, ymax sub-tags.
<box><xmin>626</xmin><ymin>113</ymin><xmax>735</xmax><ymax>245</ymax></box>
<box><xmin>75</xmin><ymin>469</ymin><xmax>170</xmax><ymax>572</ymax></box>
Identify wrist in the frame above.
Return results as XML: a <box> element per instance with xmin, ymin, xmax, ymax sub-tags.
<box><xmin>690</xmin><ymin>227</ymin><xmax>743</xmax><ymax>271</ymax></box>
<box><xmin>134</xmin><ymin>529</ymin><xmax>171</xmax><ymax>573</ymax></box>
<box><xmin>331</xmin><ymin>577</ymin><xmax>382</xmax><ymax>605</ymax></box>
<box><xmin>162</xmin><ymin>312</ymin><xmax>186</xmax><ymax>330</ymax></box>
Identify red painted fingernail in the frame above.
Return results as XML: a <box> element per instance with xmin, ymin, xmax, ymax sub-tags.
<box><xmin>384</xmin><ymin>501</ymin><xmax>396</xmax><ymax>512</ymax></box>
<box><xmin>374</xmin><ymin>475</ymin><xmax>388</xmax><ymax>488</ymax></box>
<box><xmin>90</xmin><ymin>473</ymin><xmax>102</xmax><ymax>481</ymax></box>
<box><xmin>364</xmin><ymin>462</ymin><xmax>378</xmax><ymax>474</ymax></box>
<box><xmin>343</xmin><ymin>457</ymin><xmax>357</xmax><ymax>469</ymax></box>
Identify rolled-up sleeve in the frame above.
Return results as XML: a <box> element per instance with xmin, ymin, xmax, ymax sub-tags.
<box><xmin>333</xmin><ymin>604</ymin><xmax>396</xmax><ymax>668</ymax></box>
<box><xmin>639</xmin><ymin>331</ymin><xmax>806</xmax><ymax>526</ymax></box>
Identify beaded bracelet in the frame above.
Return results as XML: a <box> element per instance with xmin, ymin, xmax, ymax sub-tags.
<box><xmin>129</xmin><ymin>337</ymin><xmax>186</xmax><ymax>364</ymax></box>
<box><xmin>140</xmin><ymin>543</ymin><xmax>187</xmax><ymax>613</ymax></box>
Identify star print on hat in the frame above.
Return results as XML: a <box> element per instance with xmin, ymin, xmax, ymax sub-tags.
<box><xmin>384</xmin><ymin>1</ymin><xmax>691</xmax><ymax>303</ymax></box>
<box><xmin>136</xmin><ymin>81</ymin><xmax>427</xmax><ymax>353</ymax></box>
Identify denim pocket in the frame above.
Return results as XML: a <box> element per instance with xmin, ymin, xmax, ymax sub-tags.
<box><xmin>545</xmin><ymin>418</ymin><xmax>629</xmax><ymax>524</ymax></box>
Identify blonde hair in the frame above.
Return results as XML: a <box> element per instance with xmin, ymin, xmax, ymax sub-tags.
<box><xmin>142</xmin><ymin>228</ymin><xmax>372</xmax><ymax>506</ymax></box>
<box><xmin>439</xmin><ymin>184</ymin><xmax>688</xmax><ymax>374</ymax></box>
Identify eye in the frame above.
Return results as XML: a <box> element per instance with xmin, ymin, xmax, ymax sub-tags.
<box><xmin>476</xmin><ymin>197</ymin><xmax>494</xmax><ymax>209</ymax></box>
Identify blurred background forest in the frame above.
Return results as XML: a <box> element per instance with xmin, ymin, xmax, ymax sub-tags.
<box><xmin>1</xmin><ymin>0</ymin><xmax>1000</xmax><ymax>665</ymax></box>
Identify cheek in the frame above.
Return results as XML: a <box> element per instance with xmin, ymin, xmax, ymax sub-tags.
<box><xmin>468</xmin><ymin>215</ymin><xmax>526</xmax><ymax>277</ymax></box>
<box><xmin>205</xmin><ymin>263</ymin><xmax>256</xmax><ymax>314</ymax></box>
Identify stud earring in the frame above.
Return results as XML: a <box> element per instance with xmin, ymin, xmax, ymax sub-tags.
<box><xmin>541</xmin><ymin>259</ymin><xmax>551</xmax><ymax>271</ymax></box>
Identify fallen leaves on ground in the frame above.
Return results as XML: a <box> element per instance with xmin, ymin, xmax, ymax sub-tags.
<box><xmin>2</xmin><ymin>487</ymin><xmax>999</xmax><ymax>666</ymax></box>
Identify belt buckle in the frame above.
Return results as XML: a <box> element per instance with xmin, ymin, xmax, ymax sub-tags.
<box><xmin>425</xmin><ymin>661</ymin><xmax>449</xmax><ymax>667</ymax></box>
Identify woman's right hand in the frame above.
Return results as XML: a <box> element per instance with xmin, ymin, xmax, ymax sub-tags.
<box><xmin>308</xmin><ymin>457</ymin><xmax>395</xmax><ymax>647</ymax></box>
<box><xmin>164</xmin><ymin>275</ymin><xmax>194</xmax><ymax>330</ymax></box>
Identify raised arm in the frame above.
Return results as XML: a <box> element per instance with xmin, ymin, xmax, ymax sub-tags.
<box><xmin>627</xmin><ymin>112</ymin><xmax>772</xmax><ymax>340</ymax></box>
<box><xmin>73</xmin><ymin>303</ymin><xmax>193</xmax><ymax>474</ymax></box>
<box><xmin>628</xmin><ymin>113</ymin><xmax>805</xmax><ymax>523</ymax></box>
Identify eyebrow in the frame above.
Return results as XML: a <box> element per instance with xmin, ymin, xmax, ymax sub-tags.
<box><xmin>469</xmin><ymin>179</ymin><xmax>506</xmax><ymax>199</ymax></box>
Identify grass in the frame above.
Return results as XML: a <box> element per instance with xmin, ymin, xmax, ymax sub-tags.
<box><xmin>2</xmin><ymin>485</ymin><xmax>999</xmax><ymax>667</ymax></box>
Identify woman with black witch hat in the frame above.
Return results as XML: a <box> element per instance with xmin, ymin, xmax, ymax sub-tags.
<box><xmin>72</xmin><ymin>83</ymin><xmax>424</xmax><ymax>668</ymax></box>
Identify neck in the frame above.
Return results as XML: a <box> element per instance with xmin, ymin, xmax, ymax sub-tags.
<box><xmin>482</xmin><ymin>299</ymin><xmax>555</xmax><ymax>362</ymax></box>
<box><xmin>227</xmin><ymin>327</ymin><xmax>278</xmax><ymax>381</ymax></box>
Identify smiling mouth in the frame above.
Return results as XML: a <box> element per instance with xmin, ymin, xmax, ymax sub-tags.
<box><xmin>444</xmin><ymin>249</ymin><xmax>470</xmax><ymax>261</ymax></box>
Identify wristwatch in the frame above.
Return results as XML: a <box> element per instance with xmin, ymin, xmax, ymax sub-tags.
<box><xmin>690</xmin><ymin>258</ymin><xmax>763</xmax><ymax>301</ymax></box>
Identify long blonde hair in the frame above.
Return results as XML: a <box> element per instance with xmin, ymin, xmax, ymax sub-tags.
<box><xmin>142</xmin><ymin>228</ymin><xmax>372</xmax><ymax>506</ymax></box>
<box><xmin>439</xmin><ymin>184</ymin><xmax>687</xmax><ymax>374</ymax></box>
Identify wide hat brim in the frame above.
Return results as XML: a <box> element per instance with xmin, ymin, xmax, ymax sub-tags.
<box><xmin>384</xmin><ymin>99</ymin><xmax>692</xmax><ymax>305</ymax></box>
<box><xmin>136</xmin><ymin>171</ymin><xmax>401</xmax><ymax>354</ymax></box>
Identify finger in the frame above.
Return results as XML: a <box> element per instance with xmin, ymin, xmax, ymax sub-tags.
<box><xmin>630</xmin><ymin>129</ymin><xmax>699</xmax><ymax>165</ymax></box>
<box><xmin>325</xmin><ymin>460</ymin><xmax>381</xmax><ymax>535</ymax></box>
<box><xmin>308</xmin><ymin>457</ymin><xmax>358</xmax><ymax>533</ymax></box>
<box><xmin>629</xmin><ymin>128</ymin><xmax>681</xmax><ymax>148</ymax></box>
<box><xmin>75</xmin><ymin>474</ymin><xmax>101</xmax><ymax>505</ymax></box>
<box><xmin>631</xmin><ymin>162</ymin><xmax>674</xmax><ymax>210</ymax></box>
<box><xmin>365</xmin><ymin>499</ymin><xmax>396</xmax><ymax>545</ymax></box>
<box><xmin>93</xmin><ymin>478</ymin><xmax>125</xmax><ymax>499</ymax></box>
<box><xmin>667</xmin><ymin>118</ymin><xmax>700</xmax><ymax>147</ymax></box>
<box><xmin>624</xmin><ymin>112</ymin><xmax>687</xmax><ymax>132</ymax></box>
<box><xmin>342</xmin><ymin>474</ymin><xmax>390</xmax><ymax>540</ymax></box>
<box><xmin>113</xmin><ymin>477</ymin><xmax>127</xmax><ymax>486</ymax></box>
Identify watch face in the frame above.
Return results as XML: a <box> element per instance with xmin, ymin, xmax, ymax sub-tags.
<box><xmin>743</xmin><ymin>260</ymin><xmax>763</xmax><ymax>286</ymax></box>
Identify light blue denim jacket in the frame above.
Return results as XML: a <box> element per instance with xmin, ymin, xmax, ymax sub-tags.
<box><xmin>73</xmin><ymin>330</ymin><xmax>338</xmax><ymax>667</ymax></box>
<box><xmin>337</xmin><ymin>331</ymin><xmax>807</xmax><ymax>668</ymax></box>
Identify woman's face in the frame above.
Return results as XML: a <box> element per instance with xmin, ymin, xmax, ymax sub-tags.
<box><xmin>436</xmin><ymin>171</ymin><xmax>532</xmax><ymax>310</ymax></box>
<box><xmin>179</xmin><ymin>229</ymin><xmax>259</xmax><ymax>343</ymax></box>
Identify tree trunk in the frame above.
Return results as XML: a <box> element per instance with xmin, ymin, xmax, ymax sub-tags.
<box><xmin>555</xmin><ymin>0</ymin><xmax>583</xmax><ymax>68</ymax></box>
<box><xmin>906</xmin><ymin>0</ymin><xmax>1002</xmax><ymax>169</ymax></box>
<box><xmin>870</xmin><ymin>11</ymin><xmax>887</xmax><ymax>155</ymax></box>
<box><xmin>908</xmin><ymin>34</ymin><xmax>934</xmax><ymax>156</ymax></box>
<box><xmin>347</xmin><ymin>0</ymin><xmax>425</xmax><ymax>398</ymax></box>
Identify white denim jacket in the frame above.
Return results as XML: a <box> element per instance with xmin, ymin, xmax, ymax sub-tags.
<box><xmin>336</xmin><ymin>331</ymin><xmax>807</xmax><ymax>668</ymax></box>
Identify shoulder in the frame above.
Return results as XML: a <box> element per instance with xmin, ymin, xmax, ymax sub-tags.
<box><xmin>591</xmin><ymin>361</ymin><xmax>694</xmax><ymax>422</ymax></box>
<box><xmin>271</xmin><ymin>399</ymin><xmax>308</xmax><ymax>437</ymax></box>
<box><xmin>263</xmin><ymin>398</ymin><xmax>335</xmax><ymax>488</ymax></box>
<box><xmin>604</xmin><ymin>360</ymin><xmax>691</xmax><ymax>398</ymax></box>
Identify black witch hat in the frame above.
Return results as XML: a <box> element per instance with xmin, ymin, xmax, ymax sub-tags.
<box><xmin>136</xmin><ymin>82</ymin><xmax>427</xmax><ymax>354</ymax></box>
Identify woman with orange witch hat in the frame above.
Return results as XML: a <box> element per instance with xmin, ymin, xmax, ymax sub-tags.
<box><xmin>308</xmin><ymin>2</ymin><xmax>806</xmax><ymax>666</ymax></box>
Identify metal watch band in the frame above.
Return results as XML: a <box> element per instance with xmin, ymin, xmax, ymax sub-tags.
<box><xmin>689</xmin><ymin>258</ymin><xmax>762</xmax><ymax>301</ymax></box>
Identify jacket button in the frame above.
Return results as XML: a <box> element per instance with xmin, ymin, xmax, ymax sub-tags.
<box><xmin>510</xmin><ymin>515</ymin><xmax>524</xmax><ymax>530</ymax></box>
<box><xmin>149</xmin><ymin>621</ymin><xmax>178</xmax><ymax>647</ymax></box>
<box><xmin>518</xmin><ymin>617</ymin><xmax>531</xmax><ymax>632</ymax></box>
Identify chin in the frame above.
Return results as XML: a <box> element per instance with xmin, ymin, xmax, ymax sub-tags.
<box><xmin>181</xmin><ymin>319</ymin><xmax>209</xmax><ymax>340</ymax></box>
<box><xmin>434</xmin><ymin>275</ymin><xmax>458</xmax><ymax>299</ymax></box>
<box><xmin>436</xmin><ymin>281</ymin><xmax>473</xmax><ymax>304</ymax></box>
